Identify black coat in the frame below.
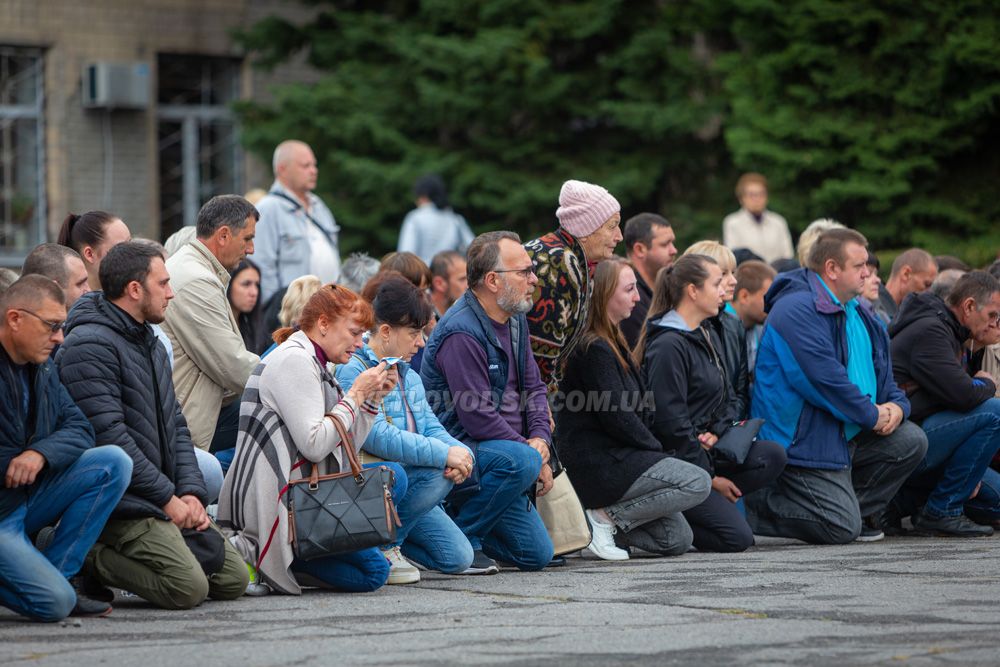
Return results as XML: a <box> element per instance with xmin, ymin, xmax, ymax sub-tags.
<box><xmin>641</xmin><ymin>312</ymin><xmax>739</xmax><ymax>475</ymax></box>
<box><xmin>0</xmin><ymin>344</ymin><xmax>95</xmax><ymax>520</ymax></box>
<box><xmin>704</xmin><ymin>309</ymin><xmax>750</xmax><ymax>419</ymax></box>
<box><xmin>889</xmin><ymin>292</ymin><xmax>996</xmax><ymax>422</ymax></box>
<box><xmin>555</xmin><ymin>338</ymin><xmax>667</xmax><ymax>508</ymax></box>
<box><xmin>56</xmin><ymin>292</ymin><xmax>207</xmax><ymax>519</ymax></box>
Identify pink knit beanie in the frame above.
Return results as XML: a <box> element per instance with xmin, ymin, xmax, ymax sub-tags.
<box><xmin>555</xmin><ymin>180</ymin><xmax>621</xmax><ymax>238</ymax></box>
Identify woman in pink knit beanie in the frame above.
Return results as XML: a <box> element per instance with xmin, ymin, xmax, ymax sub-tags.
<box><xmin>524</xmin><ymin>180</ymin><xmax>623</xmax><ymax>395</ymax></box>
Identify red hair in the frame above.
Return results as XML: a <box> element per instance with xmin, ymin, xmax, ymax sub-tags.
<box><xmin>273</xmin><ymin>283</ymin><xmax>374</xmax><ymax>344</ymax></box>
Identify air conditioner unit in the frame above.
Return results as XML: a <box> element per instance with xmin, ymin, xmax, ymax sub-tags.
<box><xmin>82</xmin><ymin>62</ymin><xmax>150</xmax><ymax>109</ymax></box>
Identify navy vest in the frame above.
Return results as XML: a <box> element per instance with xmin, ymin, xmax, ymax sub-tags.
<box><xmin>419</xmin><ymin>290</ymin><xmax>529</xmax><ymax>444</ymax></box>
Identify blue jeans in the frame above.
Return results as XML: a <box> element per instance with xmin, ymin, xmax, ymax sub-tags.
<box><xmin>193</xmin><ymin>448</ymin><xmax>223</xmax><ymax>503</ymax></box>
<box><xmin>447</xmin><ymin>440</ymin><xmax>554</xmax><ymax>571</ymax></box>
<box><xmin>915</xmin><ymin>399</ymin><xmax>1000</xmax><ymax>517</ymax></box>
<box><xmin>394</xmin><ymin>465</ymin><xmax>473</xmax><ymax>574</ymax></box>
<box><xmin>288</xmin><ymin>461</ymin><xmax>406</xmax><ymax>593</ymax></box>
<box><xmin>966</xmin><ymin>466</ymin><xmax>1000</xmax><ymax>523</ymax></box>
<box><xmin>0</xmin><ymin>447</ymin><xmax>132</xmax><ymax>621</ymax></box>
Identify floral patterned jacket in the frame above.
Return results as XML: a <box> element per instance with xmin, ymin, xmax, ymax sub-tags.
<box><xmin>524</xmin><ymin>227</ymin><xmax>593</xmax><ymax>395</ymax></box>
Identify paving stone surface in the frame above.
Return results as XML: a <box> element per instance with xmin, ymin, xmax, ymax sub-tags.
<box><xmin>2</xmin><ymin>535</ymin><xmax>998</xmax><ymax>666</ymax></box>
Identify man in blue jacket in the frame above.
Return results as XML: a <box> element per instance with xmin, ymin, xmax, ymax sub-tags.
<box><xmin>0</xmin><ymin>275</ymin><xmax>131</xmax><ymax>621</ymax></box>
<box><xmin>747</xmin><ymin>229</ymin><xmax>927</xmax><ymax>544</ymax></box>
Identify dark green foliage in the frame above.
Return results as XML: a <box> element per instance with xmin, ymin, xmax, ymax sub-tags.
<box><xmin>235</xmin><ymin>0</ymin><xmax>1000</xmax><ymax>262</ymax></box>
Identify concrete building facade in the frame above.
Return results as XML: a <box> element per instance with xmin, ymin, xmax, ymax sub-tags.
<box><xmin>0</xmin><ymin>0</ymin><xmax>318</xmax><ymax>266</ymax></box>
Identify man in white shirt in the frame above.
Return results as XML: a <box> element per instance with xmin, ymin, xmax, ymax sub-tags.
<box><xmin>722</xmin><ymin>173</ymin><xmax>794</xmax><ymax>264</ymax></box>
<box><xmin>253</xmin><ymin>140</ymin><xmax>341</xmax><ymax>306</ymax></box>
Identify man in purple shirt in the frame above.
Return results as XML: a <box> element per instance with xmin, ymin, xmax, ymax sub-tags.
<box><xmin>421</xmin><ymin>231</ymin><xmax>555</xmax><ymax>574</ymax></box>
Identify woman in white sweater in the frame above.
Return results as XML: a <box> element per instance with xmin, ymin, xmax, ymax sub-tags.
<box><xmin>218</xmin><ymin>284</ymin><xmax>402</xmax><ymax>594</ymax></box>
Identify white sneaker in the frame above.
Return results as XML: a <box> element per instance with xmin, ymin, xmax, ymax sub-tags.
<box><xmin>382</xmin><ymin>546</ymin><xmax>420</xmax><ymax>584</ymax></box>
<box><xmin>583</xmin><ymin>509</ymin><xmax>630</xmax><ymax>561</ymax></box>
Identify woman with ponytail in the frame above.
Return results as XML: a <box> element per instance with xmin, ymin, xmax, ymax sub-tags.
<box><xmin>57</xmin><ymin>211</ymin><xmax>131</xmax><ymax>291</ymax></box>
<box><xmin>637</xmin><ymin>254</ymin><xmax>786</xmax><ymax>553</ymax></box>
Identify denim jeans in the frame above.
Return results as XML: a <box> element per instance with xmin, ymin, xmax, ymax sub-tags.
<box><xmin>193</xmin><ymin>447</ymin><xmax>223</xmax><ymax>504</ymax></box>
<box><xmin>447</xmin><ymin>439</ymin><xmax>554</xmax><ymax>571</ymax></box>
<box><xmin>684</xmin><ymin>439</ymin><xmax>787</xmax><ymax>552</ymax></box>
<box><xmin>605</xmin><ymin>457</ymin><xmax>710</xmax><ymax>556</ymax></box>
<box><xmin>910</xmin><ymin>398</ymin><xmax>1000</xmax><ymax>518</ymax></box>
<box><xmin>394</xmin><ymin>465</ymin><xmax>473</xmax><ymax>574</ymax></box>
<box><xmin>0</xmin><ymin>447</ymin><xmax>132</xmax><ymax>621</ymax></box>
<box><xmin>746</xmin><ymin>421</ymin><xmax>927</xmax><ymax>544</ymax></box>
<box><xmin>286</xmin><ymin>461</ymin><xmax>407</xmax><ymax>593</ymax></box>
<box><xmin>965</xmin><ymin>466</ymin><xmax>1000</xmax><ymax>523</ymax></box>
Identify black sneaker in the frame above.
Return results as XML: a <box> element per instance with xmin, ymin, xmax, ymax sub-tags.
<box><xmin>461</xmin><ymin>550</ymin><xmax>500</xmax><ymax>575</ymax></box>
<box><xmin>913</xmin><ymin>511</ymin><xmax>994</xmax><ymax>537</ymax></box>
<box><xmin>69</xmin><ymin>577</ymin><xmax>113</xmax><ymax>618</ymax></box>
<box><xmin>856</xmin><ymin>514</ymin><xmax>885</xmax><ymax>542</ymax></box>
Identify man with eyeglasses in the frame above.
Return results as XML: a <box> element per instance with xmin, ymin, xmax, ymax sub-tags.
<box><xmin>0</xmin><ymin>275</ymin><xmax>132</xmax><ymax>621</ymax></box>
<box><xmin>420</xmin><ymin>232</ymin><xmax>555</xmax><ymax>575</ymax></box>
<box><xmin>889</xmin><ymin>270</ymin><xmax>1000</xmax><ymax>536</ymax></box>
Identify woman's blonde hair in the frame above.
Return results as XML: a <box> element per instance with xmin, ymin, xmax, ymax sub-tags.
<box><xmin>279</xmin><ymin>274</ymin><xmax>323</xmax><ymax>327</ymax></box>
<box><xmin>683</xmin><ymin>240</ymin><xmax>736</xmax><ymax>272</ymax></box>
<box><xmin>797</xmin><ymin>218</ymin><xmax>845</xmax><ymax>266</ymax></box>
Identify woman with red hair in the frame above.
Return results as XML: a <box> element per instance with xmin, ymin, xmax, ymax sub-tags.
<box><xmin>218</xmin><ymin>284</ymin><xmax>404</xmax><ymax>595</ymax></box>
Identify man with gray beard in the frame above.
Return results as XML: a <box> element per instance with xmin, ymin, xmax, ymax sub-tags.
<box><xmin>420</xmin><ymin>232</ymin><xmax>555</xmax><ymax>574</ymax></box>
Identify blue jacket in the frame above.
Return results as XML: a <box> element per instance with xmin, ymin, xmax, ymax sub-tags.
<box><xmin>336</xmin><ymin>345</ymin><xmax>469</xmax><ymax>468</ymax></box>
<box><xmin>419</xmin><ymin>290</ymin><xmax>530</xmax><ymax>445</ymax></box>
<box><xmin>0</xmin><ymin>343</ymin><xmax>96</xmax><ymax>519</ymax></box>
<box><xmin>751</xmin><ymin>269</ymin><xmax>909</xmax><ymax>470</ymax></box>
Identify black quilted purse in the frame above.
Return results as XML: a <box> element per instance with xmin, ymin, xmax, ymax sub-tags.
<box><xmin>287</xmin><ymin>414</ymin><xmax>401</xmax><ymax>560</ymax></box>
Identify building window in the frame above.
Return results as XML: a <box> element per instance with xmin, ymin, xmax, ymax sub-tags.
<box><xmin>157</xmin><ymin>54</ymin><xmax>242</xmax><ymax>241</ymax></box>
<box><xmin>0</xmin><ymin>46</ymin><xmax>45</xmax><ymax>263</ymax></box>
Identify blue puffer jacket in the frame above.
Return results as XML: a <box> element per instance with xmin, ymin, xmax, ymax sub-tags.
<box><xmin>751</xmin><ymin>269</ymin><xmax>909</xmax><ymax>470</ymax></box>
<box><xmin>336</xmin><ymin>345</ymin><xmax>470</xmax><ymax>468</ymax></box>
<box><xmin>0</xmin><ymin>343</ymin><xmax>96</xmax><ymax>520</ymax></box>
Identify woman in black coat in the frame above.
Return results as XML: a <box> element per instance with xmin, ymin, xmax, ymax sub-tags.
<box><xmin>636</xmin><ymin>254</ymin><xmax>786</xmax><ymax>553</ymax></box>
<box><xmin>556</xmin><ymin>257</ymin><xmax>711</xmax><ymax>561</ymax></box>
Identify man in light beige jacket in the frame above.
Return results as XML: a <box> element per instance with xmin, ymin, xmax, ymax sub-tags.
<box><xmin>162</xmin><ymin>195</ymin><xmax>260</xmax><ymax>451</ymax></box>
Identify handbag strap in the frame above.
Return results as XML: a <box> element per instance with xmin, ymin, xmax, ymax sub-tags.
<box><xmin>322</xmin><ymin>412</ymin><xmax>364</xmax><ymax>482</ymax></box>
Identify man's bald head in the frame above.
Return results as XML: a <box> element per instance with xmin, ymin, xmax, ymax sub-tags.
<box><xmin>272</xmin><ymin>140</ymin><xmax>318</xmax><ymax>198</ymax></box>
<box><xmin>887</xmin><ymin>248</ymin><xmax>938</xmax><ymax>304</ymax></box>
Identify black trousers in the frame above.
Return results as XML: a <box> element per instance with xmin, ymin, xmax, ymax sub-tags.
<box><xmin>683</xmin><ymin>439</ymin><xmax>787</xmax><ymax>552</ymax></box>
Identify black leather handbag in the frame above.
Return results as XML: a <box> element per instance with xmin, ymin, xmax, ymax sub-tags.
<box><xmin>287</xmin><ymin>414</ymin><xmax>401</xmax><ymax>560</ymax></box>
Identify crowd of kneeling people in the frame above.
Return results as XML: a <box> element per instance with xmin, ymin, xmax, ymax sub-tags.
<box><xmin>3</xmin><ymin>178</ymin><xmax>1000</xmax><ymax>622</ymax></box>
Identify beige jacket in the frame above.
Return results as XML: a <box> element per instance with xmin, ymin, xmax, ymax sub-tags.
<box><xmin>162</xmin><ymin>240</ymin><xmax>260</xmax><ymax>450</ymax></box>
<box><xmin>722</xmin><ymin>208</ymin><xmax>794</xmax><ymax>264</ymax></box>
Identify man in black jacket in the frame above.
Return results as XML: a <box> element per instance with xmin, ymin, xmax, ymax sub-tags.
<box><xmin>889</xmin><ymin>270</ymin><xmax>1000</xmax><ymax>536</ymax></box>
<box><xmin>57</xmin><ymin>243</ymin><xmax>247</xmax><ymax>609</ymax></box>
<box><xmin>0</xmin><ymin>275</ymin><xmax>131</xmax><ymax>621</ymax></box>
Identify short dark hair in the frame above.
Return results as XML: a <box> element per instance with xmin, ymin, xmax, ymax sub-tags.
<box><xmin>866</xmin><ymin>249</ymin><xmax>880</xmax><ymax>272</ymax></box>
<box><xmin>947</xmin><ymin>270</ymin><xmax>1000</xmax><ymax>310</ymax></box>
<box><xmin>936</xmin><ymin>255</ymin><xmax>971</xmax><ymax>272</ymax></box>
<box><xmin>379</xmin><ymin>252</ymin><xmax>431</xmax><ymax>288</ymax></box>
<box><xmin>196</xmin><ymin>195</ymin><xmax>259</xmax><ymax>239</ymax></box>
<box><xmin>466</xmin><ymin>231</ymin><xmax>521</xmax><ymax>289</ymax></box>
<box><xmin>100</xmin><ymin>242</ymin><xmax>164</xmax><ymax>300</ymax></box>
<box><xmin>413</xmin><ymin>173</ymin><xmax>449</xmax><ymax>209</ymax></box>
<box><xmin>430</xmin><ymin>250</ymin><xmax>464</xmax><ymax>280</ymax></box>
<box><xmin>0</xmin><ymin>274</ymin><xmax>64</xmax><ymax>315</ymax></box>
<box><xmin>365</xmin><ymin>272</ymin><xmax>433</xmax><ymax>330</ymax></box>
<box><xmin>735</xmin><ymin>260</ymin><xmax>777</xmax><ymax>296</ymax></box>
<box><xmin>806</xmin><ymin>228</ymin><xmax>868</xmax><ymax>273</ymax></box>
<box><xmin>22</xmin><ymin>243</ymin><xmax>81</xmax><ymax>288</ymax></box>
<box><xmin>623</xmin><ymin>213</ymin><xmax>671</xmax><ymax>256</ymax></box>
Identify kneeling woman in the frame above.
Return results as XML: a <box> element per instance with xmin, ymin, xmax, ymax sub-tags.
<box><xmin>557</xmin><ymin>257</ymin><xmax>711</xmax><ymax>560</ymax></box>
<box><xmin>637</xmin><ymin>254</ymin><xmax>787</xmax><ymax>553</ymax></box>
<box><xmin>219</xmin><ymin>284</ymin><xmax>404</xmax><ymax>594</ymax></box>
<box><xmin>337</xmin><ymin>274</ymin><xmax>475</xmax><ymax>582</ymax></box>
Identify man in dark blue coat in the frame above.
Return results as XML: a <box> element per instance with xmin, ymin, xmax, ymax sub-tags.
<box><xmin>57</xmin><ymin>243</ymin><xmax>247</xmax><ymax>610</ymax></box>
<box><xmin>0</xmin><ymin>275</ymin><xmax>131</xmax><ymax>621</ymax></box>
<box><xmin>747</xmin><ymin>228</ymin><xmax>927</xmax><ymax>544</ymax></box>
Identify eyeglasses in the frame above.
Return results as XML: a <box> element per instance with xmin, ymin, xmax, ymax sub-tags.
<box><xmin>493</xmin><ymin>263</ymin><xmax>537</xmax><ymax>279</ymax></box>
<box><xmin>17</xmin><ymin>309</ymin><xmax>65</xmax><ymax>333</ymax></box>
